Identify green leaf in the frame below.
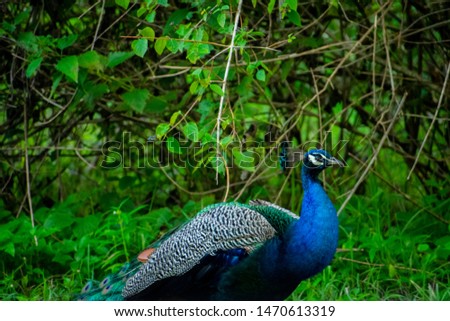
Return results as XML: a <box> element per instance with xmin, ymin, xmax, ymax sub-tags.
<box><xmin>84</xmin><ymin>83</ymin><xmax>109</xmax><ymax>109</ymax></box>
<box><xmin>55</xmin><ymin>56</ymin><xmax>79</xmax><ymax>83</ymax></box>
<box><xmin>14</xmin><ymin>8</ymin><xmax>31</xmax><ymax>25</ymax></box>
<box><xmin>209</xmin><ymin>155</ymin><xmax>225</xmax><ymax>175</ymax></box>
<box><xmin>122</xmin><ymin>89</ymin><xmax>150</xmax><ymax>113</ymax></box>
<box><xmin>164</xmin><ymin>9</ymin><xmax>190</xmax><ymax>35</ymax></box>
<box><xmin>210</xmin><ymin>84</ymin><xmax>224</xmax><ymax>96</ymax></box>
<box><xmin>0</xmin><ymin>228</ymin><xmax>13</xmax><ymax>245</ymax></box>
<box><xmin>17</xmin><ymin>32</ymin><xmax>38</xmax><ymax>53</ymax></box>
<box><xmin>256</xmin><ymin>69</ymin><xmax>266</xmax><ymax>82</ymax></box>
<box><xmin>220</xmin><ymin>135</ymin><xmax>233</xmax><ymax>146</ymax></box>
<box><xmin>287</xmin><ymin>10</ymin><xmax>301</xmax><ymax>26</ymax></box>
<box><xmin>190</xmin><ymin>81</ymin><xmax>199</xmax><ymax>94</ymax></box>
<box><xmin>186</xmin><ymin>44</ymin><xmax>200</xmax><ymax>64</ymax></box>
<box><xmin>145</xmin><ymin>97</ymin><xmax>167</xmax><ymax>113</ymax></box>
<box><xmin>1</xmin><ymin>243</ymin><xmax>15</xmax><ymax>257</ymax></box>
<box><xmin>252</xmin><ymin>0</ymin><xmax>257</xmax><ymax>7</ymax></box>
<box><xmin>137</xmin><ymin>7</ymin><xmax>147</xmax><ymax>17</ymax></box>
<box><xmin>115</xmin><ymin>0</ymin><xmax>130</xmax><ymax>9</ymax></box>
<box><xmin>50</xmin><ymin>73</ymin><xmax>63</xmax><ymax>97</ymax></box>
<box><xmin>388</xmin><ymin>264</ymin><xmax>396</xmax><ymax>278</ymax></box>
<box><xmin>268</xmin><ymin>0</ymin><xmax>276</xmax><ymax>14</ymax></box>
<box><xmin>146</xmin><ymin>11</ymin><xmax>156</xmax><ymax>23</ymax></box>
<box><xmin>44</xmin><ymin>209</ymin><xmax>75</xmax><ymax>231</ymax></box>
<box><xmin>107</xmin><ymin>51</ymin><xmax>134</xmax><ymax>68</ymax></box>
<box><xmin>186</xmin><ymin>42</ymin><xmax>210</xmax><ymax>64</ymax></box>
<box><xmin>233</xmin><ymin>150</ymin><xmax>256</xmax><ymax>172</ymax></box>
<box><xmin>281</xmin><ymin>60</ymin><xmax>294</xmax><ymax>81</ymax></box>
<box><xmin>167</xmin><ymin>136</ymin><xmax>182</xmax><ymax>154</ymax></box>
<box><xmin>155</xmin><ymin>37</ymin><xmax>168</xmax><ymax>55</ymax></box>
<box><xmin>73</xmin><ymin>215</ymin><xmax>101</xmax><ymax>238</ymax></box>
<box><xmin>170</xmin><ymin>111</ymin><xmax>182</xmax><ymax>126</ymax></box>
<box><xmin>217</xmin><ymin>13</ymin><xmax>226</xmax><ymax>28</ymax></box>
<box><xmin>158</xmin><ymin>0</ymin><xmax>169</xmax><ymax>6</ymax></box>
<box><xmin>285</xmin><ymin>0</ymin><xmax>298</xmax><ymax>11</ymax></box>
<box><xmin>202</xmin><ymin>133</ymin><xmax>215</xmax><ymax>145</ymax></box>
<box><xmin>140</xmin><ymin>27</ymin><xmax>155</xmax><ymax>41</ymax></box>
<box><xmin>417</xmin><ymin>244</ymin><xmax>430</xmax><ymax>252</ymax></box>
<box><xmin>78</xmin><ymin>51</ymin><xmax>102</xmax><ymax>69</ymax></box>
<box><xmin>192</xmin><ymin>68</ymin><xmax>202</xmax><ymax>77</ymax></box>
<box><xmin>182</xmin><ymin>122</ymin><xmax>199</xmax><ymax>142</ymax></box>
<box><xmin>156</xmin><ymin>123</ymin><xmax>170</xmax><ymax>139</ymax></box>
<box><xmin>56</xmin><ymin>34</ymin><xmax>78</xmax><ymax>50</ymax></box>
<box><xmin>25</xmin><ymin>57</ymin><xmax>43</xmax><ymax>78</ymax></box>
<box><xmin>330</xmin><ymin>0</ymin><xmax>338</xmax><ymax>9</ymax></box>
<box><xmin>131</xmin><ymin>38</ymin><xmax>148</xmax><ymax>57</ymax></box>
<box><xmin>166</xmin><ymin>38</ymin><xmax>182</xmax><ymax>53</ymax></box>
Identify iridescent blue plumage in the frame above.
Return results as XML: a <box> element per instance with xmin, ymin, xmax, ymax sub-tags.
<box><xmin>79</xmin><ymin>149</ymin><xmax>343</xmax><ymax>301</ymax></box>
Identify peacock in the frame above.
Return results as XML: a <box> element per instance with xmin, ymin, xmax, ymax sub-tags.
<box><xmin>78</xmin><ymin>148</ymin><xmax>343</xmax><ymax>300</ymax></box>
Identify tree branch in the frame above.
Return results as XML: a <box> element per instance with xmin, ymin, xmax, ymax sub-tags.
<box><xmin>215</xmin><ymin>0</ymin><xmax>243</xmax><ymax>185</ymax></box>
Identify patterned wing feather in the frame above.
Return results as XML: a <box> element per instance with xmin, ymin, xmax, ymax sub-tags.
<box><xmin>122</xmin><ymin>203</ymin><xmax>277</xmax><ymax>298</ymax></box>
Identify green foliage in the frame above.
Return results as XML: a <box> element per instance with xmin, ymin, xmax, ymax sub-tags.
<box><xmin>0</xmin><ymin>0</ymin><xmax>449</xmax><ymax>301</ymax></box>
<box><xmin>131</xmin><ymin>39</ymin><xmax>148</xmax><ymax>58</ymax></box>
<box><xmin>56</xmin><ymin>56</ymin><xmax>79</xmax><ymax>83</ymax></box>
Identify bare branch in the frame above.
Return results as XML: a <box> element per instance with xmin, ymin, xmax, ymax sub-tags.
<box><xmin>407</xmin><ymin>63</ymin><xmax>450</xmax><ymax>180</ymax></box>
<box><xmin>215</xmin><ymin>0</ymin><xmax>243</xmax><ymax>185</ymax></box>
<box><xmin>91</xmin><ymin>0</ymin><xmax>105</xmax><ymax>51</ymax></box>
<box><xmin>23</xmin><ymin>100</ymin><xmax>38</xmax><ymax>246</ymax></box>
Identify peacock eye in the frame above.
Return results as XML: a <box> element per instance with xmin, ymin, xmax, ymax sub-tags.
<box><xmin>308</xmin><ymin>153</ymin><xmax>324</xmax><ymax>166</ymax></box>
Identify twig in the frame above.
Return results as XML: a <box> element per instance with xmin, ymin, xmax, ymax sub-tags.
<box><xmin>310</xmin><ymin>68</ymin><xmax>326</xmax><ymax>185</ymax></box>
<box><xmin>372</xmin><ymin>14</ymin><xmax>378</xmax><ymax>109</ymax></box>
<box><xmin>1</xmin><ymin>173</ymin><xmax>13</xmax><ymax>194</ymax></box>
<box><xmin>146</xmin><ymin>67</ymin><xmax>191</xmax><ymax>80</ymax></box>
<box><xmin>78</xmin><ymin>0</ymin><xmax>101</xmax><ymax>19</ymax></box>
<box><xmin>338</xmin><ymin>257</ymin><xmax>429</xmax><ymax>274</ymax></box>
<box><xmin>407</xmin><ymin>63</ymin><xmax>450</xmax><ymax>180</ymax></box>
<box><xmin>234</xmin><ymin>156</ymin><xmax>275</xmax><ymax>201</ymax></box>
<box><xmin>91</xmin><ymin>0</ymin><xmax>105</xmax><ymax>50</ymax></box>
<box><xmin>165</xmin><ymin>97</ymin><xmax>200</xmax><ymax>136</ymax></box>
<box><xmin>215</xmin><ymin>0</ymin><xmax>243</xmax><ymax>184</ymax></box>
<box><xmin>222</xmin><ymin>154</ymin><xmax>230</xmax><ymax>202</ymax></box>
<box><xmin>32</xmin><ymin>87</ymin><xmax>77</xmax><ymax>127</ymax></box>
<box><xmin>23</xmin><ymin>100</ymin><xmax>38</xmax><ymax>246</ymax></box>
<box><xmin>274</xmin><ymin>167</ymin><xmax>293</xmax><ymax>205</ymax></box>
<box><xmin>338</xmin><ymin>92</ymin><xmax>407</xmax><ymax>215</ymax></box>
<box><xmin>86</xmin><ymin>2</ymin><xmax>135</xmax><ymax>51</ymax></box>
<box><xmin>382</xmin><ymin>14</ymin><xmax>396</xmax><ymax>96</ymax></box>
<box><xmin>75</xmin><ymin>147</ymin><xmax>96</xmax><ymax>169</ymax></box>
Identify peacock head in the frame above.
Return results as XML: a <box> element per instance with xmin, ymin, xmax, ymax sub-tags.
<box><xmin>303</xmin><ymin>149</ymin><xmax>343</xmax><ymax>174</ymax></box>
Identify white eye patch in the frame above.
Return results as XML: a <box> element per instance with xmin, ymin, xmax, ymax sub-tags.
<box><xmin>308</xmin><ymin>154</ymin><xmax>324</xmax><ymax>166</ymax></box>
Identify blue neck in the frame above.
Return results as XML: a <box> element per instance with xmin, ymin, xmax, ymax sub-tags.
<box><xmin>283</xmin><ymin>166</ymin><xmax>339</xmax><ymax>279</ymax></box>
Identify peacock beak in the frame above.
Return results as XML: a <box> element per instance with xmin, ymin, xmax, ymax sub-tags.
<box><xmin>326</xmin><ymin>157</ymin><xmax>344</xmax><ymax>167</ymax></box>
